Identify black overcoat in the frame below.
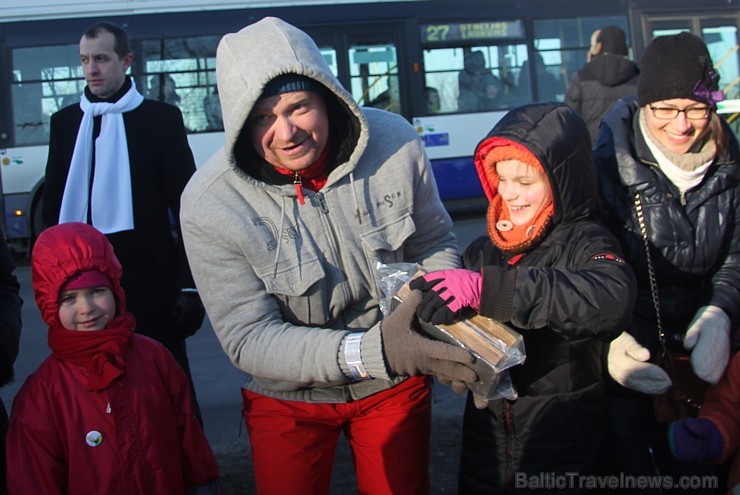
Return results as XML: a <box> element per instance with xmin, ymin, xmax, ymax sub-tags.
<box><xmin>43</xmin><ymin>79</ymin><xmax>197</xmax><ymax>345</ymax></box>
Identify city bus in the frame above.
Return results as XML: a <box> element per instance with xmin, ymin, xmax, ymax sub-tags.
<box><xmin>1</xmin><ymin>0</ymin><xmax>738</xmax><ymax>252</ymax></box>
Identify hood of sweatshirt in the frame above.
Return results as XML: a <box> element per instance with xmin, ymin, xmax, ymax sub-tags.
<box><xmin>215</xmin><ymin>16</ymin><xmax>368</xmax><ymax>183</ymax></box>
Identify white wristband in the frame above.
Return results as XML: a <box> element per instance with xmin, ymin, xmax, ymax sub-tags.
<box><xmin>344</xmin><ymin>333</ymin><xmax>369</xmax><ymax>380</ymax></box>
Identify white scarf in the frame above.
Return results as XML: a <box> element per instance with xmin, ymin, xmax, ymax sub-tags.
<box><xmin>59</xmin><ymin>80</ymin><xmax>144</xmax><ymax>233</ymax></box>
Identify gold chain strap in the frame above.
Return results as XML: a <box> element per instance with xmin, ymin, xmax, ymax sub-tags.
<box><xmin>634</xmin><ymin>193</ymin><xmax>666</xmax><ymax>356</ymax></box>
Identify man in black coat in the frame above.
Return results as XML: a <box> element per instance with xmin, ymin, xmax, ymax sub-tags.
<box><xmin>42</xmin><ymin>22</ymin><xmax>205</xmax><ymax>420</ymax></box>
<box><xmin>565</xmin><ymin>26</ymin><xmax>640</xmax><ymax>146</ymax></box>
<box><xmin>0</xmin><ymin>232</ymin><xmax>22</xmax><ymax>495</ymax></box>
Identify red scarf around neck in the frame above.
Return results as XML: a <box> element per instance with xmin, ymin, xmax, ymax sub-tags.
<box><xmin>48</xmin><ymin>313</ymin><xmax>135</xmax><ymax>391</ymax></box>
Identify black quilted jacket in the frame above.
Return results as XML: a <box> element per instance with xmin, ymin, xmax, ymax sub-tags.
<box><xmin>594</xmin><ymin>97</ymin><xmax>740</xmax><ymax>356</ymax></box>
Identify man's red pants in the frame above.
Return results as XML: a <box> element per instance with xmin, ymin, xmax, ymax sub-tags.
<box><xmin>241</xmin><ymin>375</ymin><xmax>432</xmax><ymax>494</ymax></box>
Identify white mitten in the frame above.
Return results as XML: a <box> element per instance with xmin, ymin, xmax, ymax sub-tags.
<box><xmin>608</xmin><ymin>331</ymin><xmax>673</xmax><ymax>394</ymax></box>
<box><xmin>684</xmin><ymin>306</ymin><xmax>730</xmax><ymax>384</ymax></box>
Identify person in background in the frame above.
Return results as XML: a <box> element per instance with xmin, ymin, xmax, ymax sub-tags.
<box><xmin>458</xmin><ymin>50</ymin><xmax>504</xmax><ymax>111</ymax></box>
<box><xmin>668</xmin><ymin>351</ymin><xmax>739</xmax><ymax>494</ymax></box>
<box><xmin>565</xmin><ymin>26</ymin><xmax>640</xmax><ymax>146</ymax></box>
<box><xmin>148</xmin><ymin>73</ymin><xmax>182</xmax><ymax>107</ymax></box>
<box><xmin>42</xmin><ymin>21</ymin><xmax>205</xmax><ymax>421</ymax></box>
<box><xmin>587</xmin><ymin>29</ymin><xmax>601</xmax><ymax>63</ymax></box>
<box><xmin>6</xmin><ymin>222</ymin><xmax>220</xmax><ymax>495</ymax></box>
<box><xmin>180</xmin><ymin>17</ymin><xmax>477</xmax><ymax>494</ymax></box>
<box><xmin>426</xmin><ymin>86</ymin><xmax>441</xmax><ymax>114</ymax></box>
<box><xmin>410</xmin><ymin>102</ymin><xmax>637</xmax><ymax>494</ymax></box>
<box><xmin>516</xmin><ymin>53</ymin><xmax>561</xmax><ymax>103</ymax></box>
<box><xmin>0</xmin><ymin>233</ymin><xmax>21</xmax><ymax>495</ymax></box>
<box><xmin>595</xmin><ymin>32</ymin><xmax>739</xmax><ymax>493</ymax></box>
<box><xmin>203</xmin><ymin>86</ymin><xmax>223</xmax><ymax>130</ymax></box>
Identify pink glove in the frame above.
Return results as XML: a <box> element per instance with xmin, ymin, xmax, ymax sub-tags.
<box><xmin>409</xmin><ymin>269</ymin><xmax>482</xmax><ymax>325</ymax></box>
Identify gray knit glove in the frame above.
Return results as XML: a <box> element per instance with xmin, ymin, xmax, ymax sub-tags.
<box><xmin>381</xmin><ymin>290</ymin><xmax>478</xmax><ymax>384</ymax></box>
<box><xmin>437</xmin><ymin>377</ymin><xmax>491</xmax><ymax>409</ymax></box>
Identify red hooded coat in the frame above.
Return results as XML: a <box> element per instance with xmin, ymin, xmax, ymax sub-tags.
<box><xmin>7</xmin><ymin>223</ymin><xmax>219</xmax><ymax>495</ymax></box>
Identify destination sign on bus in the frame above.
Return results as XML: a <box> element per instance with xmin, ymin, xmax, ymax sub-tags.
<box><xmin>421</xmin><ymin>20</ymin><xmax>525</xmax><ymax>44</ymax></box>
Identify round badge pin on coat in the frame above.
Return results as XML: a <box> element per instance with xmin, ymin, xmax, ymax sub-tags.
<box><xmin>85</xmin><ymin>430</ymin><xmax>103</xmax><ymax>447</ymax></box>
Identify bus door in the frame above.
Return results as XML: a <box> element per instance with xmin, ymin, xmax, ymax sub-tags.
<box><xmin>413</xmin><ymin>20</ymin><xmax>530</xmax><ymax>202</ymax></box>
<box><xmin>642</xmin><ymin>13</ymin><xmax>740</xmax><ymax>134</ymax></box>
<box><xmin>310</xmin><ymin>23</ymin><xmax>405</xmax><ymax>116</ymax></box>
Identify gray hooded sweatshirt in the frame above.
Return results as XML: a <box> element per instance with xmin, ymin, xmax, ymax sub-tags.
<box><xmin>180</xmin><ymin>17</ymin><xmax>459</xmax><ymax>402</ymax></box>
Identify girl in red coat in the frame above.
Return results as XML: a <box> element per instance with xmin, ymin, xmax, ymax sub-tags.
<box><xmin>6</xmin><ymin>222</ymin><xmax>220</xmax><ymax>495</ymax></box>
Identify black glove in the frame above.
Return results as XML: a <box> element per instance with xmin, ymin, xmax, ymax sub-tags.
<box><xmin>380</xmin><ymin>290</ymin><xmax>478</xmax><ymax>384</ymax></box>
<box><xmin>172</xmin><ymin>290</ymin><xmax>206</xmax><ymax>339</ymax></box>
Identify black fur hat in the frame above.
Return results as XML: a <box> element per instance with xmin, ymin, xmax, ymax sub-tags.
<box><xmin>597</xmin><ymin>26</ymin><xmax>628</xmax><ymax>56</ymax></box>
<box><xmin>637</xmin><ymin>32</ymin><xmax>721</xmax><ymax>107</ymax></box>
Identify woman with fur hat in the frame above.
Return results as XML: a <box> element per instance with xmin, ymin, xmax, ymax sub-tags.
<box><xmin>595</xmin><ymin>32</ymin><xmax>740</xmax><ymax>491</ymax></box>
<box><xmin>410</xmin><ymin>102</ymin><xmax>637</xmax><ymax>493</ymax></box>
<box><xmin>6</xmin><ymin>222</ymin><xmax>220</xmax><ymax>495</ymax></box>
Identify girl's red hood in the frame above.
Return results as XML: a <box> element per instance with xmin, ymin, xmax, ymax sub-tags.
<box><xmin>32</xmin><ymin>222</ymin><xmax>128</xmax><ymax>328</ymax></box>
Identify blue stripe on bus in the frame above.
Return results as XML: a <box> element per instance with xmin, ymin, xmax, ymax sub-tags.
<box><xmin>430</xmin><ymin>157</ymin><xmax>484</xmax><ymax>200</ymax></box>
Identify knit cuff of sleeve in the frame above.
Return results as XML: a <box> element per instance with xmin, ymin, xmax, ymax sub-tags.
<box><xmin>338</xmin><ymin>326</ymin><xmax>391</xmax><ymax>381</ymax></box>
<box><xmin>479</xmin><ymin>265</ymin><xmax>516</xmax><ymax>322</ymax></box>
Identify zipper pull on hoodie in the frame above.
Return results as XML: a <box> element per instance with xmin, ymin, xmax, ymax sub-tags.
<box><xmin>273</xmin><ymin>140</ymin><xmax>330</xmax><ymax>206</ymax></box>
<box><xmin>293</xmin><ymin>172</ymin><xmax>305</xmax><ymax>205</ymax></box>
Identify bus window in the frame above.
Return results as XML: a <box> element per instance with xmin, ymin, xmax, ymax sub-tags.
<box><xmin>703</xmin><ymin>22</ymin><xmax>739</xmax><ymax>139</ymax></box>
<box><xmin>11</xmin><ymin>44</ymin><xmax>82</xmax><ymax>146</ymax></box>
<box><xmin>350</xmin><ymin>43</ymin><xmax>400</xmax><ymax>114</ymax></box>
<box><xmin>139</xmin><ymin>35</ymin><xmax>220</xmax><ymax>133</ymax></box>
<box><xmin>516</xmin><ymin>51</ymin><xmax>562</xmax><ymax>102</ymax></box>
<box><xmin>320</xmin><ymin>48</ymin><xmax>339</xmax><ymax>78</ymax></box>
<box><xmin>702</xmin><ymin>23</ymin><xmax>739</xmax><ymax>101</ymax></box>
<box><xmin>424</xmin><ymin>43</ymin><xmax>527</xmax><ymax>114</ymax></box>
<box><xmin>534</xmin><ymin>16</ymin><xmax>630</xmax><ymax>101</ymax></box>
<box><xmin>423</xmin><ymin>47</ymin><xmax>463</xmax><ymax>113</ymax></box>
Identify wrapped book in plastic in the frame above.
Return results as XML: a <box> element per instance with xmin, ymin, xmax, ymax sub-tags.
<box><xmin>378</xmin><ymin>262</ymin><xmax>526</xmax><ymax>402</ymax></box>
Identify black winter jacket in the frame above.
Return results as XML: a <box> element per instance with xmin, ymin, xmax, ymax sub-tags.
<box><xmin>458</xmin><ymin>103</ymin><xmax>637</xmax><ymax>493</ymax></box>
<box><xmin>594</xmin><ymin>98</ymin><xmax>740</xmax><ymax>356</ymax></box>
<box><xmin>565</xmin><ymin>53</ymin><xmax>639</xmax><ymax>146</ymax></box>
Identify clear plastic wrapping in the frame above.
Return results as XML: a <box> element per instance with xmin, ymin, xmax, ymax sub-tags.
<box><xmin>378</xmin><ymin>262</ymin><xmax>526</xmax><ymax>401</ymax></box>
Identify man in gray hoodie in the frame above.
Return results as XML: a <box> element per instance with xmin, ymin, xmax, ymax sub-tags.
<box><xmin>180</xmin><ymin>17</ymin><xmax>477</xmax><ymax>494</ymax></box>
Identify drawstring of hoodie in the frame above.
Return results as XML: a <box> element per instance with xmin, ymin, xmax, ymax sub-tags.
<box><xmin>349</xmin><ymin>171</ymin><xmax>361</xmax><ymax>225</ymax></box>
<box><xmin>273</xmin><ymin>196</ymin><xmax>287</xmax><ymax>277</ymax></box>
